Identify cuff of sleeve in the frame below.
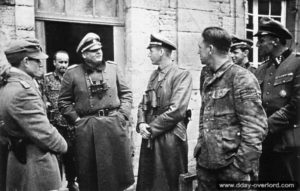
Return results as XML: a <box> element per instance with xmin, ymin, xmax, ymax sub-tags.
<box><xmin>234</xmin><ymin>152</ymin><xmax>260</xmax><ymax>174</ymax></box>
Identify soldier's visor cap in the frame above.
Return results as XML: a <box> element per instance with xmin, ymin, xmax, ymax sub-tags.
<box><xmin>147</xmin><ymin>33</ymin><xmax>176</xmax><ymax>50</ymax></box>
<box><xmin>230</xmin><ymin>35</ymin><xmax>253</xmax><ymax>51</ymax></box>
<box><xmin>254</xmin><ymin>17</ymin><xmax>292</xmax><ymax>39</ymax></box>
<box><xmin>76</xmin><ymin>32</ymin><xmax>102</xmax><ymax>53</ymax></box>
<box><xmin>4</xmin><ymin>38</ymin><xmax>48</xmax><ymax>65</ymax></box>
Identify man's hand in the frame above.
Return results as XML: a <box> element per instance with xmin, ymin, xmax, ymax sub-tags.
<box><xmin>139</xmin><ymin>123</ymin><xmax>151</xmax><ymax>139</ymax></box>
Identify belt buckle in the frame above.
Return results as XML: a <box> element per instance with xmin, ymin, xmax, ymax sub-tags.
<box><xmin>98</xmin><ymin>109</ymin><xmax>105</xmax><ymax>116</ymax></box>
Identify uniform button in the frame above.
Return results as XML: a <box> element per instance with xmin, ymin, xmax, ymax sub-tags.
<box><xmin>269</xmin><ymin>73</ymin><xmax>273</xmax><ymax>76</ymax></box>
<box><xmin>206</xmin><ymin>129</ymin><xmax>209</xmax><ymax>132</ymax></box>
<box><xmin>266</xmin><ymin>92</ymin><xmax>270</xmax><ymax>95</ymax></box>
<box><xmin>205</xmin><ymin>119</ymin><xmax>209</xmax><ymax>121</ymax></box>
<box><xmin>266</xmin><ymin>102</ymin><xmax>269</xmax><ymax>105</ymax></box>
<box><xmin>237</xmin><ymin>132</ymin><xmax>241</xmax><ymax>136</ymax></box>
<box><xmin>91</xmin><ymin>105</ymin><xmax>94</xmax><ymax>108</ymax></box>
<box><xmin>267</xmin><ymin>82</ymin><xmax>271</xmax><ymax>85</ymax></box>
<box><xmin>283</xmin><ymin>80</ymin><xmax>286</xmax><ymax>83</ymax></box>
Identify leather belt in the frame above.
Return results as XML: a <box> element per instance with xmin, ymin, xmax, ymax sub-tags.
<box><xmin>93</xmin><ymin>108</ymin><xmax>118</xmax><ymax>117</ymax></box>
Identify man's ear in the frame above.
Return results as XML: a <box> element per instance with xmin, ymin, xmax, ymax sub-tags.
<box><xmin>244</xmin><ymin>49</ymin><xmax>249</xmax><ymax>56</ymax></box>
<box><xmin>82</xmin><ymin>52</ymin><xmax>86</xmax><ymax>59</ymax></box>
<box><xmin>208</xmin><ymin>45</ymin><xmax>214</xmax><ymax>55</ymax></box>
<box><xmin>22</xmin><ymin>57</ymin><xmax>29</xmax><ymax>67</ymax></box>
<box><xmin>159</xmin><ymin>48</ymin><xmax>164</xmax><ymax>56</ymax></box>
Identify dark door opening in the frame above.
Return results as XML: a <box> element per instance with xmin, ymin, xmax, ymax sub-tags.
<box><xmin>45</xmin><ymin>21</ymin><xmax>114</xmax><ymax>72</ymax></box>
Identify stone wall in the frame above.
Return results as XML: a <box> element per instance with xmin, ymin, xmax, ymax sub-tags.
<box><xmin>0</xmin><ymin>0</ymin><xmax>35</xmax><ymax>73</ymax></box>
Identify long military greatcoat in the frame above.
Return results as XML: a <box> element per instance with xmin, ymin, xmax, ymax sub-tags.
<box><xmin>0</xmin><ymin>67</ymin><xmax>67</xmax><ymax>191</ymax></box>
<box><xmin>136</xmin><ymin>63</ymin><xmax>193</xmax><ymax>191</ymax></box>
<box><xmin>58</xmin><ymin>61</ymin><xmax>134</xmax><ymax>191</ymax></box>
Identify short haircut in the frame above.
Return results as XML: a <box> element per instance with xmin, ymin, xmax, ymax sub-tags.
<box><xmin>53</xmin><ymin>50</ymin><xmax>68</xmax><ymax>60</ymax></box>
<box><xmin>202</xmin><ymin>27</ymin><xmax>232</xmax><ymax>54</ymax></box>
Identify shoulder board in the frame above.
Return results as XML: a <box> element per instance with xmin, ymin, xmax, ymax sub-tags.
<box><xmin>258</xmin><ymin>59</ymin><xmax>269</xmax><ymax>66</ymax></box>
<box><xmin>44</xmin><ymin>72</ymin><xmax>53</xmax><ymax>76</ymax></box>
<box><xmin>295</xmin><ymin>52</ymin><xmax>300</xmax><ymax>57</ymax></box>
<box><xmin>106</xmin><ymin>61</ymin><xmax>116</xmax><ymax>65</ymax></box>
<box><xmin>67</xmin><ymin>64</ymin><xmax>79</xmax><ymax>70</ymax></box>
<box><xmin>178</xmin><ymin>66</ymin><xmax>187</xmax><ymax>70</ymax></box>
<box><xmin>19</xmin><ymin>80</ymin><xmax>30</xmax><ymax>89</ymax></box>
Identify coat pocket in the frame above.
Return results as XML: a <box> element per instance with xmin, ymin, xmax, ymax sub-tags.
<box><xmin>212</xmin><ymin>88</ymin><xmax>234</xmax><ymax>116</ymax></box>
<box><xmin>221</xmin><ymin>128</ymin><xmax>241</xmax><ymax>159</ymax></box>
<box><xmin>173</xmin><ymin>121</ymin><xmax>187</xmax><ymax>141</ymax></box>
<box><xmin>212</xmin><ymin>88</ymin><xmax>230</xmax><ymax>99</ymax></box>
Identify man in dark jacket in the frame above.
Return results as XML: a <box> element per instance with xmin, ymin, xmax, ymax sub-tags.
<box><xmin>0</xmin><ymin>38</ymin><xmax>67</xmax><ymax>191</ymax></box>
<box><xmin>44</xmin><ymin>50</ymin><xmax>78</xmax><ymax>191</ymax></box>
<box><xmin>194</xmin><ymin>27</ymin><xmax>268</xmax><ymax>191</ymax></box>
<box><xmin>254</xmin><ymin>17</ymin><xmax>300</xmax><ymax>186</ymax></box>
<box><xmin>58</xmin><ymin>32</ymin><xmax>134</xmax><ymax>191</ymax></box>
<box><xmin>136</xmin><ymin>33</ymin><xmax>193</xmax><ymax>191</ymax></box>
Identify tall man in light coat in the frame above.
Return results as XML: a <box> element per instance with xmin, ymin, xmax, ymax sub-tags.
<box><xmin>58</xmin><ymin>32</ymin><xmax>134</xmax><ymax>191</ymax></box>
<box><xmin>194</xmin><ymin>27</ymin><xmax>268</xmax><ymax>191</ymax></box>
<box><xmin>0</xmin><ymin>38</ymin><xmax>67</xmax><ymax>191</ymax></box>
<box><xmin>136</xmin><ymin>33</ymin><xmax>193</xmax><ymax>191</ymax></box>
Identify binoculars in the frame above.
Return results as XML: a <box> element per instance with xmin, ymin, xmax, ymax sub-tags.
<box><xmin>142</xmin><ymin>89</ymin><xmax>157</xmax><ymax>111</ymax></box>
<box><xmin>90</xmin><ymin>81</ymin><xmax>108</xmax><ymax>97</ymax></box>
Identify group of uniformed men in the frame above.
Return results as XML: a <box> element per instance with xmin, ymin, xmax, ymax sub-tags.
<box><xmin>0</xmin><ymin>15</ymin><xmax>300</xmax><ymax>191</ymax></box>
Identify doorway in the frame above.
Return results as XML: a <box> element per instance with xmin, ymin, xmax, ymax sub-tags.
<box><xmin>44</xmin><ymin>21</ymin><xmax>114</xmax><ymax>72</ymax></box>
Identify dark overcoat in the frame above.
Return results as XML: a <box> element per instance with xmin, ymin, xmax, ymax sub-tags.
<box><xmin>0</xmin><ymin>67</ymin><xmax>67</xmax><ymax>191</ymax></box>
<box><xmin>136</xmin><ymin>63</ymin><xmax>193</xmax><ymax>191</ymax></box>
<box><xmin>58</xmin><ymin>61</ymin><xmax>134</xmax><ymax>191</ymax></box>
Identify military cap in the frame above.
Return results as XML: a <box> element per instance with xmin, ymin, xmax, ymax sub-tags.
<box><xmin>230</xmin><ymin>35</ymin><xmax>253</xmax><ymax>51</ymax></box>
<box><xmin>76</xmin><ymin>32</ymin><xmax>102</xmax><ymax>53</ymax></box>
<box><xmin>5</xmin><ymin>38</ymin><xmax>48</xmax><ymax>65</ymax></box>
<box><xmin>254</xmin><ymin>17</ymin><xmax>292</xmax><ymax>39</ymax></box>
<box><xmin>147</xmin><ymin>33</ymin><xmax>176</xmax><ymax>50</ymax></box>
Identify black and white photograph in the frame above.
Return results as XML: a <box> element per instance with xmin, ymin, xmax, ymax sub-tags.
<box><xmin>0</xmin><ymin>0</ymin><xmax>300</xmax><ymax>191</ymax></box>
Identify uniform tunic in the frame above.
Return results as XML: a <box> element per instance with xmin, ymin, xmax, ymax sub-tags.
<box><xmin>255</xmin><ymin>50</ymin><xmax>300</xmax><ymax>183</ymax></box>
<box><xmin>196</xmin><ymin>60</ymin><xmax>267</xmax><ymax>191</ymax></box>
<box><xmin>44</xmin><ymin>71</ymin><xmax>77</xmax><ymax>183</ymax></box>
<box><xmin>58</xmin><ymin>61</ymin><xmax>134</xmax><ymax>191</ymax></box>
<box><xmin>136</xmin><ymin>63</ymin><xmax>193</xmax><ymax>191</ymax></box>
<box><xmin>0</xmin><ymin>67</ymin><xmax>67</xmax><ymax>191</ymax></box>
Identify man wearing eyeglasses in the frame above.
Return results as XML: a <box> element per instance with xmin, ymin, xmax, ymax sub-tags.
<box><xmin>58</xmin><ymin>32</ymin><xmax>134</xmax><ymax>191</ymax></box>
<box><xmin>0</xmin><ymin>38</ymin><xmax>67</xmax><ymax>191</ymax></box>
<box><xmin>44</xmin><ymin>51</ymin><xmax>79</xmax><ymax>191</ymax></box>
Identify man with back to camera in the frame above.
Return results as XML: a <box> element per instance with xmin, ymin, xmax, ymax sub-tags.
<box><xmin>230</xmin><ymin>35</ymin><xmax>256</xmax><ymax>73</ymax></box>
<box><xmin>0</xmin><ymin>38</ymin><xmax>67</xmax><ymax>191</ymax></box>
<box><xmin>136</xmin><ymin>33</ymin><xmax>193</xmax><ymax>191</ymax></box>
<box><xmin>194</xmin><ymin>27</ymin><xmax>268</xmax><ymax>191</ymax></box>
<box><xmin>44</xmin><ymin>50</ymin><xmax>79</xmax><ymax>191</ymax></box>
<box><xmin>58</xmin><ymin>32</ymin><xmax>134</xmax><ymax>191</ymax></box>
<box><xmin>254</xmin><ymin>17</ymin><xmax>300</xmax><ymax>187</ymax></box>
